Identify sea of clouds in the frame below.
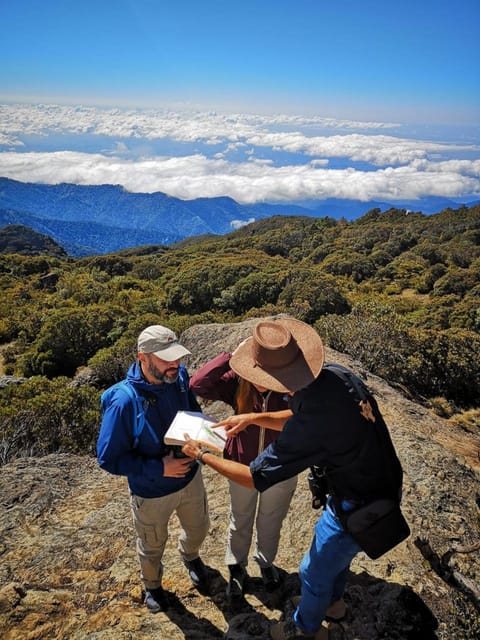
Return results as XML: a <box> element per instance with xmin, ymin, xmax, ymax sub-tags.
<box><xmin>0</xmin><ymin>103</ymin><xmax>478</xmax><ymax>204</ymax></box>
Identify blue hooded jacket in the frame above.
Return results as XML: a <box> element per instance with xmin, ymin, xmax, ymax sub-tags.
<box><xmin>96</xmin><ymin>361</ymin><xmax>202</xmax><ymax>498</ymax></box>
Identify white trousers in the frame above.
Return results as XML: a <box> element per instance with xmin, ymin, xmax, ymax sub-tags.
<box><xmin>130</xmin><ymin>470</ymin><xmax>209</xmax><ymax>589</ymax></box>
<box><xmin>225</xmin><ymin>475</ymin><xmax>298</xmax><ymax>569</ymax></box>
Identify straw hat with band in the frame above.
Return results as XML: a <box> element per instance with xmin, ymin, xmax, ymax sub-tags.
<box><xmin>229</xmin><ymin>318</ymin><xmax>324</xmax><ymax>393</ymax></box>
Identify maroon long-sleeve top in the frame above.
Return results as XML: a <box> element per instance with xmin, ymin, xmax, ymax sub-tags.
<box><xmin>189</xmin><ymin>352</ymin><xmax>291</xmax><ymax>465</ymax></box>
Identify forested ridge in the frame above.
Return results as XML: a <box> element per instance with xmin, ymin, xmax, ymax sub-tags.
<box><xmin>0</xmin><ymin>204</ymin><xmax>479</xmax><ymax>464</ymax></box>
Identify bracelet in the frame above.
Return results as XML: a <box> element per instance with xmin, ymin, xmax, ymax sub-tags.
<box><xmin>196</xmin><ymin>447</ymin><xmax>213</xmax><ymax>465</ymax></box>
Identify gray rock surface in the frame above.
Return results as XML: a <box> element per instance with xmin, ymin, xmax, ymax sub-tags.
<box><xmin>0</xmin><ymin>317</ymin><xmax>479</xmax><ymax>639</ymax></box>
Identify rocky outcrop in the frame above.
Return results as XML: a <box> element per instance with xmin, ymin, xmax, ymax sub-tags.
<box><xmin>0</xmin><ymin>375</ymin><xmax>26</xmax><ymax>389</ymax></box>
<box><xmin>0</xmin><ymin>318</ymin><xmax>479</xmax><ymax>639</ymax></box>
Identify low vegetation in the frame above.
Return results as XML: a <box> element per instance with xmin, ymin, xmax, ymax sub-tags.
<box><xmin>0</xmin><ymin>205</ymin><xmax>479</xmax><ymax>463</ymax></box>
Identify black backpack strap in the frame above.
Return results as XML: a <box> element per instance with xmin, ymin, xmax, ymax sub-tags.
<box><xmin>323</xmin><ymin>363</ymin><xmax>376</xmax><ymax>423</ymax></box>
<box><xmin>321</xmin><ymin>364</ymin><xmax>403</xmax><ymax>506</ymax></box>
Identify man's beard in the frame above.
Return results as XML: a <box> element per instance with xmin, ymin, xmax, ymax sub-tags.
<box><xmin>148</xmin><ymin>362</ymin><xmax>179</xmax><ymax>384</ymax></box>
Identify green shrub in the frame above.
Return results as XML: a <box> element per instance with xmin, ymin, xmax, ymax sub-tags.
<box><xmin>414</xmin><ymin>328</ymin><xmax>480</xmax><ymax>405</ymax></box>
<box><xmin>19</xmin><ymin>306</ymin><xmax>121</xmax><ymax>378</ymax></box>
<box><xmin>317</xmin><ymin>304</ymin><xmax>480</xmax><ymax>407</ymax></box>
<box><xmin>214</xmin><ymin>271</ymin><xmax>285</xmax><ymax>314</ymax></box>
<box><xmin>278</xmin><ymin>269</ymin><xmax>350</xmax><ymax>323</ymax></box>
<box><xmin>317</xmin><ymin>303</ymin><xmax>414</xmax><ymax>385</ymax></box>
<box><xmin>0</xmin><ymin>377</ymin><xmax>101</xmax><ymax>464</ymax></box>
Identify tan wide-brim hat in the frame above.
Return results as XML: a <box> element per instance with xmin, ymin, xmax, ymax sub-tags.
<box><xmin>230</xmin><ymin>317</ymin><xmax>324</xmax><ymax>393</ymax></box>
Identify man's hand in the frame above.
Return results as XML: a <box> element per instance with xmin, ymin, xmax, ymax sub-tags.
<box><xmin>182</xmin><ymin>435</ymin><xmax>255</xmax><ymax>489</ymax></box>
<box><xmin>163</xmin><ymin>450</ymin><xmax>194</xmax><ymax>477</ymax></box>
<box><xmin>181</xmin><ymin>435</ymin><xmax>201</xmax><ymax>459</ymax></box>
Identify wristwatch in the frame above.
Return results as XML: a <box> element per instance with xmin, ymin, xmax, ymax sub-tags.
<box><xmin>196</xmin><ymin>447</ymin><xmax>213</xmax><ymax>465</ymax></box>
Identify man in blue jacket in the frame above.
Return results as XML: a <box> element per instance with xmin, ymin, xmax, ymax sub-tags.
<box><xmin>97</xmin><ymin>325</ymin><xmax>210</xmax><ymax>613</ymax></box>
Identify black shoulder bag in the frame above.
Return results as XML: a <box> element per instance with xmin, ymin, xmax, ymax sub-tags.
<box><xmin>341</xmin><ymin>497</ymin><xmax>410</xmax><ymax>560</ymax></box>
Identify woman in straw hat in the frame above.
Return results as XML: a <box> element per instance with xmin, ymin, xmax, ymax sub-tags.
<box><xmin>182</xmin><ymin>317</ymin><xmax>404</xmax><ymax>640</ymax></box>
<box><xmin>190</xmin><ymin>348</ymin><xmax>297</xmax><ymax>598</ymax></box>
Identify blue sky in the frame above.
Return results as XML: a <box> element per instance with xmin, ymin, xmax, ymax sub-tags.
<box><xmin>1</xmin><ymin>0</ymin><xmax>479</xmax><ymax>122</ymax></box>
<box><xmin>0</xmin><ymin>1</ymin><xmax>479</xmax><ymax>205</ymax></box>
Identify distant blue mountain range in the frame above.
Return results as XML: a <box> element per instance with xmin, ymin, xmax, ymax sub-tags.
<box><xmin>0</xmin><ymin>177</ymin><xmax>472</xmax><ymax>256</ymax></box>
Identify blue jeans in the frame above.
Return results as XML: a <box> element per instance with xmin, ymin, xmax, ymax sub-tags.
<box><xmin>293</xmin><ymin>496</ymin><xmax>361</xmax><ymax>634</ymax></box>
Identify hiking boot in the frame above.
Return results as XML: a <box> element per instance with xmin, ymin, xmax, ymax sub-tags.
<box><xmin>270</xmin><ymin>618</ymin><xmax>328</xmax><ymax>640</ymax></box>
<box><xmin>325</xmin><ymin>598</ymin><xmax>346</xmax><ymax>622</ymax></box>
<box><xmin>261</xmin><ymin>565</ymin><xmax>283</xmax><ymax>592</ymax></box>
<box><xmin>184</xmin><ymin>556</ymin><xmax>209</xmax><ymax>591</ymax></box>
<box><xmin>144</xmin><ymin>586</ymin><xmax>165</xmax><ymax>613</ymax></box>
<box><xmin>291</xmin><ymin>595</ymin><xmax>346</xmax><ymax>622</ymax></box>
<box><xmin>226</xmin><ymin>563</ymin><xmax>247</xmax><ymax>598</ymax></box>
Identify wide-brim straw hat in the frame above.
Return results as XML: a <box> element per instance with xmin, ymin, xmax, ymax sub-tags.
<box><xmin>230</xmin><ymin>317</ymin><xmax>324</xmax><ymax>393</ymax></box>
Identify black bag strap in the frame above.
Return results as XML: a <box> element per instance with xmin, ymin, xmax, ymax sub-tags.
<box><xmin>310</xmin><ymin>363</ymin><xmax>372</xmax><ymax>476</ymax></box>
<box><xmin>323</xmin><ymin>363</ymin><xmax>376</xmax><ymax>422</ymax></box>
<box><xmin>319</xmin><ymin>364</ymin><xmax>402</xmax><ymax>509</ymax></box>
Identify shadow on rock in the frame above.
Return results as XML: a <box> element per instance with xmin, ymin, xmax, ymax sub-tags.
<box><xmin>223</xmin><ymin>570</ymin><xmax>439</xmax><ymax>640</ymax></box>
<box><xmin>224</xmin><ymin>611</ymin><xmax>273</xmax><ymax>640</ymax></box>
<box><xmin>162</xmin><ymin>589</ymin><xmax>225</xmax><ymax>639</ymax></box>
<box><xmin>332</xmin><ymin>571</ymin><xmax>439</xmax><ymax>640</ymax></box>
<box><xmin>245</xmin><ymin>569</ymin><xmax>300</xmax><ymax>612</ymax></box>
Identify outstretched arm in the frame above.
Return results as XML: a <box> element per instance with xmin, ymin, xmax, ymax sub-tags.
<box><xmin>189</xmin><ymin>352</ymin><xmax>237</xmax><ymax>406</ymax></box>
<box><xmin>181</xmin><ymin>435</ymin><xmax>254</xmax><ymax>488</ymax></box>
<box><xmin>214</xmin><ymin>409</ymin><xmax>293</xmax><ymax>437</ymax></box>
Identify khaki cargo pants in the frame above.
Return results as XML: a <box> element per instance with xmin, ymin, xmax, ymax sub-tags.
<box><xmin>130</xmin><ymin>470</ymin><xmax>209</xmax><ymax>589</ymax></box>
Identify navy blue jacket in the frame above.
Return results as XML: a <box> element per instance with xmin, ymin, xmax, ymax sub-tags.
<box><xmin>96</xmin><ymin>361</ymin><xmax>202</xmax><ymax>498</ymax></box>
<box><xmin>250</xmin><ymin>366</ymin><xmax>403</xmax><ymax>503</ymax></box>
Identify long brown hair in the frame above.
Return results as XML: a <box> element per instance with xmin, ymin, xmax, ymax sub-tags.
<box><xmin>234</xmin><ymin>377</ymin><xmax>256</xmax><ymax>414</ymax></box>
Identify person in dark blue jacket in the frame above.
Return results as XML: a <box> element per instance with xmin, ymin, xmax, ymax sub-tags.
<box><xmin>182</xmin><ymin>318</ymin><xmax>404</xmax><ymax>640</ymax></box>
<box><xmin>97</xmin><ymin>325</ymin><xmax>210</xmax><ymax>613</ymax></box>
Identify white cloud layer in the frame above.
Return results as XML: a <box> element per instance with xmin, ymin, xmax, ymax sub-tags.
<box><xmin>0</xmin><ymin>103</ymin><xmax>479</xmax><ymax>203</ymax></box>
<box><xmin>1</xmin><ymin>150</ymin><xmax>478</xmax><ymax>204</ymax></box>
<box><xmin>0</xmin><ymin>103</ymin><xmax>398</xmax><ymax>147</ymax></box>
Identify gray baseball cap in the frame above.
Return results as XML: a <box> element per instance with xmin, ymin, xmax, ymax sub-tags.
<box><xmin>137</xmin><ymin>325</ymin><xmax>191</xmax><ymax>361</ymax></box>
